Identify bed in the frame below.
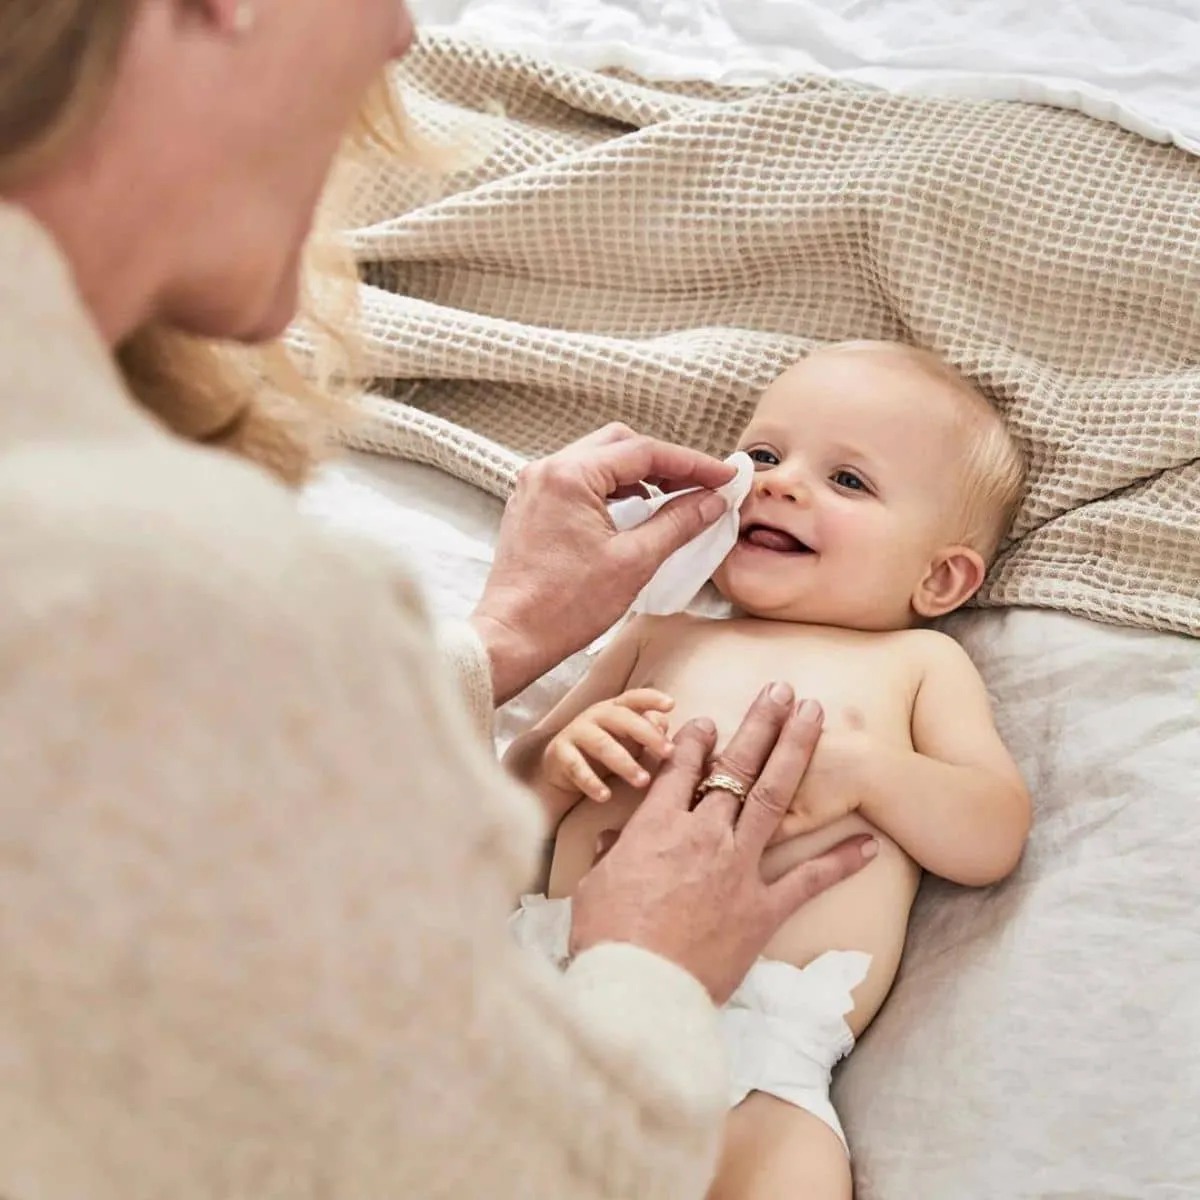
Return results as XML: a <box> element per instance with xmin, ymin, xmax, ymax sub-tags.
<box><xmin>301</xmin><ymin>3</ymin><xmax>1200</xmax><ymax>1195</ymax></box>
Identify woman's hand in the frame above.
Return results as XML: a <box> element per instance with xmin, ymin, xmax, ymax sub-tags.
<box><xmin>569</xmin><ymin>683</ymin><xmax>878</xmax><ymax>1006</ymax></box>
<box><xmin>471</xmin><ymin>424</ymin><xmax>734</xmax><ymax>705</ymax></box>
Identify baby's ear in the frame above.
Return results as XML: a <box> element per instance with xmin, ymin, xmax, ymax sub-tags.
<box><xmin>912</xmin><ymin>546</ymin><xmax>986</xmax><ymax>619</ymax></box>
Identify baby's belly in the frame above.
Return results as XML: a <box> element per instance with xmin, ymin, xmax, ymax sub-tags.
<box><xmin>548</xmin><ymin>786</ymin><xmax>920</xmax><ymax>1036</ymax></box>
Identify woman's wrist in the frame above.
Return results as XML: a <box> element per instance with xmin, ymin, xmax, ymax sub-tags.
<box><xmin>469</xmin><ymin>608</ymin><xmax>539</xmax><ymax>707</ymax></box>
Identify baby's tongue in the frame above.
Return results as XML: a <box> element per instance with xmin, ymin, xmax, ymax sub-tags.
<box><xmin>745</xmin><ymin>526</ymin><xmax>803</xmax><ymax>552</ymax></box>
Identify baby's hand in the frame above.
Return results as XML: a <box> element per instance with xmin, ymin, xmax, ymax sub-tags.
<box><xmin>543</xmin><ymin>689</ymin><xmax>675</xmax><ymax>803</ymax></box>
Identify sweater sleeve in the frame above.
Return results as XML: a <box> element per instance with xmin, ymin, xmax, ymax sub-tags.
<box><xmin>435</xmin><ymin>617</ymin><xmax>496</xmax><ymax>736</ymax></box>
<box><xmin>0</xmin><ymin>442</ymin><xmax>728</xmax><ymax>1200</ymax></box>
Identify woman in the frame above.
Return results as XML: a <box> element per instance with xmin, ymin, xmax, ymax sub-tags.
<box><xmin>0</xmin><ymin>2</ymin><xmax>873</xmax><ymax>1196</ymax></box>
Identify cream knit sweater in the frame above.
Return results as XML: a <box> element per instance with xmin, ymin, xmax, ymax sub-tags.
<box><xmin>0</xmin><ymin>204</ymin><xmax>726</xmax><ymax>1199</ymax></box>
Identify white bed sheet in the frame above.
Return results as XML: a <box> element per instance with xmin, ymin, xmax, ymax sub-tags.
<box><xmin>301</xmin><ymin>453</ymin><xmax>502</xmax><ymax>622</ymax></box>
<box><xmin>301</xmin><ymin>453</ymin><xmax>580</xmax><ymax>745</ymax></box>
<box><xmin>410</xmin><ymin>0</ymin><xmax>1200</xmax><ymax>155</ymax></box>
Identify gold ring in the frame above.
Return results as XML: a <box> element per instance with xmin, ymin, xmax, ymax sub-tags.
<box><xmin>694</xmin><ymin>772</ymin><xmax>748</xmax><ymax>804</ymax></box>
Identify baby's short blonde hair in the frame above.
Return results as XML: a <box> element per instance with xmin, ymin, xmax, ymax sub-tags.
<box><xmin>823</xmin><ymin>340</ymin><xmax>1028</xmax><ymax>561</ymax></box>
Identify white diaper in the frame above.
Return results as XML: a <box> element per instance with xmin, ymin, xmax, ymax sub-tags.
<box><xmin>510</xmin><ymin>894</ymin><xmax>871</xmax><ymax>1153</ymax></box>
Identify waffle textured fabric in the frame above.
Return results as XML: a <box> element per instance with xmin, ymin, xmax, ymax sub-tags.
<box><xmin>344</xmin><ymin>34</ymin><xmax>1200</xmax><ymax>638</ymax></box>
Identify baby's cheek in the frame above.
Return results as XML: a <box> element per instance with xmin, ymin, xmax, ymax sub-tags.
<box><xmin>828</xmin><ymin>506</ymin><xmax>895</xmax><ymax>559</ymax></box>
<box><xmin>820</xmin><ymin>505</ymin><xmax>862</xmax><ymax>544</ymax></box>
<box><xmin>710</xmin><ymin>560</ymin><xmax>760</xmax><ymax>610</ymax></box>
<box><xmin>710</xmin><ymin>560</ymin><xmax>736</xmax><ymax>599</ymax></box>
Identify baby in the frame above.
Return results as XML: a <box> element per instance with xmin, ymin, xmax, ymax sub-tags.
<box><xmin>503</xmin><ymin>341</ymin><xmax>1033</xmax><ymax>1200</ymax></box>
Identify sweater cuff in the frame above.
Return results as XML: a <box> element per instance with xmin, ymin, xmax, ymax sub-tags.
<box><xmin>565</xmin><ymin>942</ymin><xmax>728</xmax><ymax>1127</ymax></box>
<box><xmin>436</xmin><ymin>619</ymin><xmax>495</xmax><ymax>739</ymax></box>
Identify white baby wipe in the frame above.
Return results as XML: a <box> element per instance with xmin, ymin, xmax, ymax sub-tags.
<box><xmin>608</xmin><ymin>449</ymin><xmax>754</xmax><ymax>614</ymax></box>
<box><xmin>587</xmin><ymin>451</ymin><xmax>754</xmax><ymax>653</ymax></box>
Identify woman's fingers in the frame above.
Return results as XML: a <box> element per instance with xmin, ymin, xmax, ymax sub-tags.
<box><xmin>584</xmin><ymin>433</ymin><xmax>736</xmax><ymax>496</ymax></box>
<box><xmin>638</xmin><ymin>718</ymin><xmax>718</xmax><ymax>812</ymax></box>
<box><xmin>693</xmin><ymin>683</ymin><xmax>795</xmax><ymax>823</ymax></box>
<box><xmin>766</xmin><ymin>836</ymin><xmax>878</xmax><ymax>924</ymax></box>
<box><xmin>734</xmin><ymin>699</ymin><xmax>825</xmax><ymax>852</ymax></box>
<box><xmin>619</xmin><ymin>489</ymin><xmax>730</xmax><ymax>577</ymax></box>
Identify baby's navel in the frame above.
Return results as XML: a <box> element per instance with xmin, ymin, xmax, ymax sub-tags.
<box><xmin>843</xmin><ymin>705</ymin><xmax>866</xmax><ymax>731</ymax></box>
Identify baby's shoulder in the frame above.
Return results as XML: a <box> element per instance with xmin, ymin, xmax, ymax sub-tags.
<box><xmin>887</xmin><ymin>627</ymin><xmax>980</xmax><ymax>679</ymax></box>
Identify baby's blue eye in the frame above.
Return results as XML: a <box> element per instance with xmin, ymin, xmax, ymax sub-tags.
<box><xmin>833</xmin><ymin>470</ymin><xmax>867</xmax><ymax>492</ymax></box>
<box><xmin>748</xmin><ymin>448</ymin><xmax>779</xmax><ymax>468</ymax></box>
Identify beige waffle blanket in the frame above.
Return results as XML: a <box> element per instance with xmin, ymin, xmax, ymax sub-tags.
<box><xmin>345</xmin><ymin>35</ymin><xmax>1200</xmax><ymax>638</ymax></box>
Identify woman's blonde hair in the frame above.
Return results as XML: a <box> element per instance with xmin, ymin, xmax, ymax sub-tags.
<box><xmin>0</xmin><ymin>0</ymin><xmax>415</xmax><ymax>485</ymax></box>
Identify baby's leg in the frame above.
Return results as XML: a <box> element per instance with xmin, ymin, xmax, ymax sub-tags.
<box><xmin>707</xmin><ymin>1092</ymin><xmax>851</xmax><ymax>1200</ymax></box>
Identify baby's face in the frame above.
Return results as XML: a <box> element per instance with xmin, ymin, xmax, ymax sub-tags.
<box><xmin>712</xmin><ymin>348</ymin><xmax>972</xmax><ymax>631</ymax></box>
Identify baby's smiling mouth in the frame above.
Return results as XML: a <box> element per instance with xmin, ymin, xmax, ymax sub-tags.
<box><xmin>739</xmin><ymin>523</ymin><xmax>815</xmax><ymax>554</ymax></box>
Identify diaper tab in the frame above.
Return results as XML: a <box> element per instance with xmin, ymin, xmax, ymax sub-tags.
<box><xmin>721</xmin><ymin>950</ymin><xmax>873</xmax><ymax>1154</ymax></box>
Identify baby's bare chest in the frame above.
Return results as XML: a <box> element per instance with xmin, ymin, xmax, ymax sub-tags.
<box><xmin>629</xmin><ymin>619</ymin><xmax>918</xmax><ymax>746</ymax></box>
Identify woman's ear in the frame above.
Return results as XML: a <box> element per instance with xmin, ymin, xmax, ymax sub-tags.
<box><xmin>912</xmin><ymin>545</ymin><xmax>987</xmax><ymax>619</ymax></box>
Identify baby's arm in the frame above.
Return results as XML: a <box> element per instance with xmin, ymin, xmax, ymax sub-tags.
<box><xmin>503</xmin><ymin>618</ymin><xmax>647</xmax><ymax>828</ymax></box>
<box><xmin>854</xmin><ymin>634</ymin><xmax>1031</xmax><ymax>887</ymax></box>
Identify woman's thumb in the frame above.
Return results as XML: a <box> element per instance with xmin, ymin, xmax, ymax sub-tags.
<box><xmin>625</xmin><ymin>490</ymin><xmax>728</xmax><ymax>571</ymax></box>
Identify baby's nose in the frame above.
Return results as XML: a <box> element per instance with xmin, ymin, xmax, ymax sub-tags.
<box><xmin>756</xmin><ymin>473</ymin><xmax>810</xmax><ymax>505</ymax></box>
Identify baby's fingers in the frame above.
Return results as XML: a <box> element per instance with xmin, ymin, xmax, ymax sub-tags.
<box><xmin>616</xmin><ymin>688</ymin><xmax>676</xmax><ymax>715</ymax></box>
<box><xmin>647</xmin><ymin>711</ymin><xmax>671</xmax><ymax>735</ymax></box>
<box><xmin>599</xmin><ymin>706</ymin><xmax>675</xmax><ymax>761</ymax></box>
<box><xmin>549</xmin><ymin>739</ymin><xmax>612</xmax><ymax>803</ymax></box>
<box><xmin>577</xmin><ymin>726</ymin><xmax>653</xmax><ymax>790</ymax></box>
